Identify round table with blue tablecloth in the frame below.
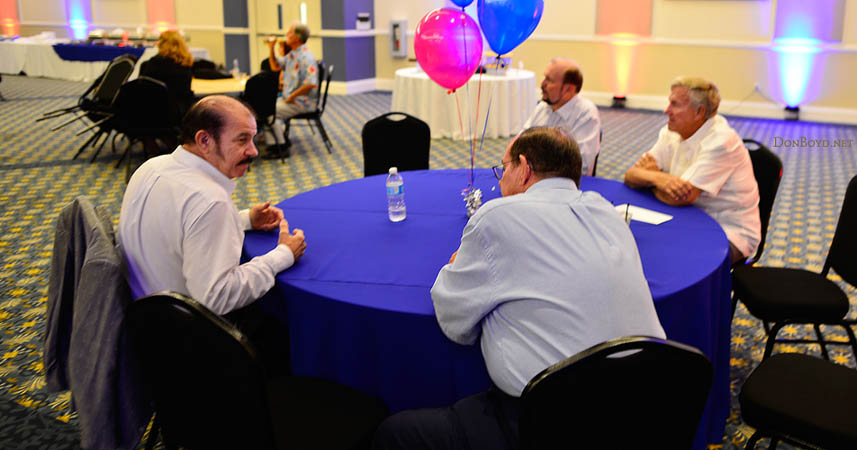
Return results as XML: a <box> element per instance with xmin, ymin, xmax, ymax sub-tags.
<box><xmin>243</xmin><ymin>169</ymin><xmax>732</xmax><ymax>449</ymax></box>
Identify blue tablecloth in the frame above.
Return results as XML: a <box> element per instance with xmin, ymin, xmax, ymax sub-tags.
<box><xmin>52</xmin><ymin>43</ymin><xmax>146</xmax><ymax>62</ymax></box>
<box><xmin>243</xmin><ymin>169</ymin><xmax>732</xmax><ymax>448</ymax></box>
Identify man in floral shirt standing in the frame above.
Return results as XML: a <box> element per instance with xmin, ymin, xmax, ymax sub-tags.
<box><xmin>266</xmin><ymin>23</ymin><xmax>318</xmax><ymax>155</ymax></box>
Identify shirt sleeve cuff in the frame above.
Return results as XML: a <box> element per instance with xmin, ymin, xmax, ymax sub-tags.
<box><xmin>239</xmin><ymin>209</ymin><xmax>252</xmax><ymax>230</ymax></box>
<box><xmin>270</xmin><ymin>243</ymin><xmax>295</xmax><ymax>272</ymax></box>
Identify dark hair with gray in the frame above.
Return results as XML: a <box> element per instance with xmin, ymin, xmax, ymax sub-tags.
<box><xmin>180</xmin><ymin>96</ymin><xmax>257</xmax><ymax>145</ymax></box>
<box><xmin>292</xmin><ymin>23</ymin><xmax>310</xmax><ymax>44</ymax></box>
<box><xmin>671</xmin><ymin>76</ymin><xmax>720</xmax><ymax>119</ymax></box>
<box><xmin>551</xmin><ymin>58</ymin><xmax>583</xmax><ymax>93</ymax></box>
<box><xmin>509</xmin><ymin>127</ymin><xmax>582</xmax><ymax>187</ymax></box>
<box><xmin>563</xmin><ymin>65</ymin><xmax>583</xmax><ymax>93</ymax></box>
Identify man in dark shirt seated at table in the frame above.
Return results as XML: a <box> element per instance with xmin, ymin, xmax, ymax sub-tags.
<box><xmin>372</xmin><ymin>127</ymin><xmax>665</xmax><ymax>450</ymax></box>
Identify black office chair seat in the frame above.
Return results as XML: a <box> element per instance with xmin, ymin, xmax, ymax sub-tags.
<box><xmin>739</xmin><ymin>353</ymin><xmax>857</xmax><ymax>449</ymax></box>
<box><xmin>733</xmin><ymin>266</ymin><xmax>849</xmax><ymax>321</ymax></box>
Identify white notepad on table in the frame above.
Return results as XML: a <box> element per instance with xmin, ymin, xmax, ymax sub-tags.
<box><xmin>614</xmin><ymin>204</ymin><xmax>673</xmax><ymax>225</ymax></box>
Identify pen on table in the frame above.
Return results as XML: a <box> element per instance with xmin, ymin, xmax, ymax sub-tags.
<box><xmin>625</xmin><ymin>204</ymin><xmax>630</xmax><ymax>222</ymax></box>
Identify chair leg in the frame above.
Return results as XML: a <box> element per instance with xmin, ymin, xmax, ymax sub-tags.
<box><xmin>89</xmin><ymin>130</ymin><xmax>111</xmax><ymax>163</ymax></box>
<box><xmin>745</xmin><ymin>431</ymin><xmax>763</xmax><ymax>449</ymax></box>
<box><xmin>769</xmin><ymin>437</ymin><xmax>779</xmax><ymax>449</ymax></box>
<box><xmin>813</xmin><ymin>323</ymin><xmax>830</xmax><ymax>360</ymax></box>
<box><xmin>315</xmin><ymin>118</ymin><xmax>333</xmax><ymax>153</ymax></box>
<box><xmin>842</xmin><ymin>321</ymin><xmax>857</xmax><ymax>358</ymax></box>
<box><xmin>731</xmin><ymin>293</ymin><xmax>739</xmax><ymax>319</ymax></box>
<box><xmin>73</xmin><ymin>131</ymin><xmax>102</xmax><ymax>160</ymax></box>
<box><xmin>763</xmin><ymin>322</ymin><xmax>787</xmax><ymax>360</ymax></box>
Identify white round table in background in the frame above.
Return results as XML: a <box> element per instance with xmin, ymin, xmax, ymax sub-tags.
<box><xmin>392</xmin><ymin>67</ymin><xmax>537</xmax><ymax>140</ymax></box>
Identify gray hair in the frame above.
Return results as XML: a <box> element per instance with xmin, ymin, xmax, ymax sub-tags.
<box><xmin>292</xmin><ymin>23</ymin><xmax>310</xmax><ymax>43</ymax></box>
<box><xmin>671</xmin><ymin>76</ymin><xmax>720</xmax><ymax>119</ymax></box>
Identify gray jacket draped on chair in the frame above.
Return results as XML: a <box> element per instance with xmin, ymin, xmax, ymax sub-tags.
<box><xmin>44</xmin><ymin>197</ymin><xmax>150</xmax><ymax>450</ymax></box>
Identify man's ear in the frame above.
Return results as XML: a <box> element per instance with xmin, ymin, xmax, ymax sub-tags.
<box><xmin>519</xmin><ymin>154</ymin><xmax>532</xmax><ymax>184</ymax></box>
<box><xmin>195</xmin><ymin>130</ymin><xmax>213</xmax><ymax>150</ymax></box>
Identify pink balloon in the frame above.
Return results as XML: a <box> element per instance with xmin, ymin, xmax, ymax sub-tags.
<box><xmin>414</xmin><ymin>8</ymin><xmax>483</xmax><ymax>91</ymax></box>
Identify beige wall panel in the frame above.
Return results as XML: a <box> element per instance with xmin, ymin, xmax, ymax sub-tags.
<box><xmin>256</xmin><ymin>0</ymin><xmax>285</xmax><ymax>34</ymax></box>
<box><xmin>176</xmin><ymin>0</ymin><xmax>223</xmax><ymax>28</ymax></box>
<box><xmin>843</xmin><ymin>0</ymin><xmax>857</xmax><ymax>44</ymax></box>
<box><xmin>190</xmin><ymin>30</ymin><xmax>226</xmax><ymax>65</ymax></box>
<box><xmin>374</xmin><ymin>0</ymin><xmax>444</xmax><ymax>31</ymax></box>
<box><xmin>536</xmin><ymin>0</ymin><xmax>596</xmax><ymax>36</ymax></box>
<box><xmin>20</xmin><ymin>0</ymin><xmax>67</xmax><ymax>23</ymax></box>
<box><xmin>375</xmin><ymin>34</ymin><xmax>414</xmax><ymax>79</ymax></box>
<box><xmin>19</xmin><ymin>25</ymin><xmax>70</xmax><ymax>39</ymax></box>
<box><xmin>812</xmin><ymin>51</ymin><xmax>857</xmax><ymax>108</ymax></box>
<box><xmin>92</xmin><ymin>0</ymin><xmax>147</xmax><ymax>27</ymax></box>
<box><xmin>652</xmin><ymin>0</ymin><xmax>773</xmax><ymax>41</ymax></box>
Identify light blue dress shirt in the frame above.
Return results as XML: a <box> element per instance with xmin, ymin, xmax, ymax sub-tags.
<box><xmin>431</xmin><ymin>178</ymin><xmax>665</xmax><ymax>396</ymax></box>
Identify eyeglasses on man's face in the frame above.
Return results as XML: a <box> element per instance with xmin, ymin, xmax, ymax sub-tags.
<box><xmin>492</xmin><ymin>159</ymin><xmax>513</xmax><ymax>180</ymax></box>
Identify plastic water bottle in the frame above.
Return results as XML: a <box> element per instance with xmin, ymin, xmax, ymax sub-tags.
<box><xmin>386</xmin><ymin>167</ymin><xmax>406</xmax><ymax>222</ymax></box>
<box><xmin>231</xmin><ymin>58</ymin><xmax>240</xmax><ymax>78</ymax></box>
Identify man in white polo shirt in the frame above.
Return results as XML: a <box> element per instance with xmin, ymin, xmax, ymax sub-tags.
<box><xmin>624</xmin><ymin>76</ymin><xmax>761</xmax><ymax>263</ymax></box>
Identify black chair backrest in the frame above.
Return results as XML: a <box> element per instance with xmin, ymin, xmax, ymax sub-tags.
<box><xmin>520</xmin><ymin>336</ymin><xmax>713</xmax><ymax>450</ymax></box>
<box><xmin>88</xmin><ymin>54</ymin><xmax>138</xmax><ymax>108</ymax></box>
<box><xmin>361</xmin><ymin>112</ymin><xmax>431</xmax><ymax>177</ymax></box>
<box><xmin>125</xmin><ymin>292</ymin><xmax>278</xmax><ymax>449</ymax></box>
<box><xmin>113</xmin><ymin>77</ymin><xmax>173</xmax><ymax>133</ymax></box>
<box><xmin>744</xmin><ymin>139</ymin><xmax>783</xmax><ymax>264</ymax></box>
<box><xmin>243</xmin><ymin>71</ymin><xmax>280</xmax><ymax>119</ymax></box>
<box><xmin>318</xmin><ymin>62</ymin><xmax>333</xmax><ymax>114</ymax></box>
<box><xmin>824</xmin><ymin>174</ymin><xmax>857</xmax><ymax>286</ymax></box>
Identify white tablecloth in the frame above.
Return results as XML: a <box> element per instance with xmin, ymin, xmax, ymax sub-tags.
<box><xmin>0</xmin><ymin>40</ymin><xmax>109</xmax><ymax>82</ymax></box>
<box><xmin>0</xmin><ymin>41</ymin><xmax>212</xmax><ymax>83</ymax></box>
<box><xmin>391</xmin><ymin>67</ymin><xmax>537</xmax><ymax>140</ymax></box>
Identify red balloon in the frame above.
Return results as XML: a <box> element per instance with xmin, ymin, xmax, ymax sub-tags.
<box><xmin>414</xmin><ymin>8</ymin><xmax>483</xmax><ymax>91</ymax></box>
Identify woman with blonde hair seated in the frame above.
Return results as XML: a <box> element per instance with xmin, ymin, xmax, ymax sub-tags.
<box><xmin>140</xmin><ymin>31</ymin><xmax>195</xmax><ymax>125</ymax></box>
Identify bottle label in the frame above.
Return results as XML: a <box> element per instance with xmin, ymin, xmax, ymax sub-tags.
<box><xmin>386</xmin><ymin>184</ymin><xmax>403</xmax><ymax>196</ymax></box>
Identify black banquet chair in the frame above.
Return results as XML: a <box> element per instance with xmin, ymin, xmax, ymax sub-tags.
<box><xmin>731</xmin><ymin>174</ymin><xmax>857</xmax><ymax>361</ymax></box>
<box><xmin>242</xmin><ymin>71</ymin><xmax>288</xmax><ymax>162</ymax></box>
<box><xmin>519</xmin><ymin>336</ymin><xmax>712</xmax><ymax>450</ymax></box>
<box><xmin>37</xmin><ymin>53</ymin><xmax>138</xmax><ymax>161</ymax></box>
<box><xmin>739</xmin><ymin>138</ymin><xmax>783</xmax><ymax>266</ymax></box>
<box><xmin>740</xmin><ymin>352</ymin><xmax>857</xmax><ymax>449</ymax></box>
<box><xmin>125</xmin><ymin>292</ymin><xmax>387</xmax><ymax>450</ymax></box>
<box><xmin>284</xmin><ymin>61</ymin><xmax>334</xmax><ymax>154</ymax></box>
<box><xmin>361</xmin><ymin>112</ymin><xmax>430</xmax><ymax>177</ymax></box>
<box><xmin>108</xmin><ymin>77</ymin><xmax>180</xmax><ymax>182</ymax></box>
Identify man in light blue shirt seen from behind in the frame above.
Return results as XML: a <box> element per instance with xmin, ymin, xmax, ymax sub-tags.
<box><xmin>372</xmin><ymin>127</ymin><xmax>665</xmax><ymax>450</ymax></box>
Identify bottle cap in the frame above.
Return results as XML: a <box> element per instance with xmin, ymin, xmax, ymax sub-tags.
<box><xmin>389</xmin><ymin>167</ymin><xmax>398</xmax><ymax>174</ymax></box>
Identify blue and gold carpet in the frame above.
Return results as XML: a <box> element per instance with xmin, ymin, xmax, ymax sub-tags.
<box><xmin>0</xmin><ymin>74</ymin><xmax>855</xmax><ymax>449</ymax></box>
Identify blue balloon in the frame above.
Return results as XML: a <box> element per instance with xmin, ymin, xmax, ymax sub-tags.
<box><xmin>451</xmin><ymin>0</ymin><xmax>474</xmax><ymax>7</ymax></box>
<box><xmin>478</xmin><ymin>0</ymin><xmax>544</xmax><ymax>55</ymax></box>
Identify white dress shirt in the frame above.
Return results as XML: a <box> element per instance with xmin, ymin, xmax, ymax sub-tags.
<box><xmin>431</xmin><ymin>178</ymin><xmax>665</xmax><ymax>396</ymax></box>
<box><xmin>522</xmin><ymin>95</ymin><xmax>601</xmax><ymax>176</ymax></box>
<box><xmin>118</xmin><ymin>146</ymin><xmax>294</xmax><ymax>315</ymax></box>
<box><xmin>648</xmin><ymin>115</ymin><xmax>761</xmax><ymax>258</ymax></box>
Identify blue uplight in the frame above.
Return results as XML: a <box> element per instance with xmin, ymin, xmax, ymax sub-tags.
<box><xmin>772</xmin><ymin>38</ymin><xmax>821</xmax><ymax>108</ymax></box>
<box><xmin>66</xmin><ymin>0</ymin><xmax>90</xmax><ymax>39</ymax></box>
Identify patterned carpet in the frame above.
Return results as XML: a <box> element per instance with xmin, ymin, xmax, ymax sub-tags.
<box><xmin>0</xmin><ymin>74</ymin><xmax>856</xmax><ymax>449</ymax></box>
